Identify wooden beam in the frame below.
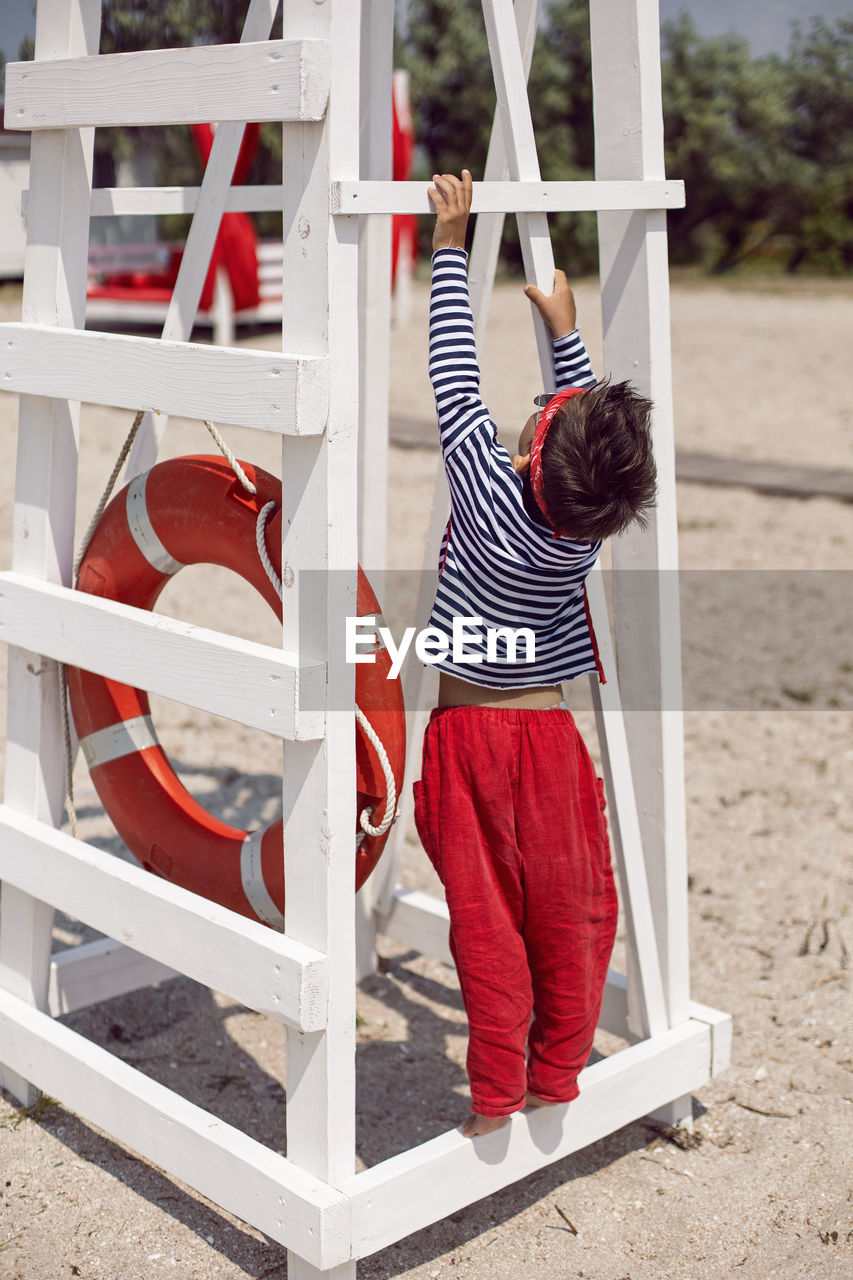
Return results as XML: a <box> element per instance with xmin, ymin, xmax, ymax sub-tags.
<box><xmin>0</xmin><ymin>324</ymin><xmax>327</xmax><ymax>435</ymax></box>
<box><xmin>0</xmin><ymin>573</ymin><xmax>326</xmax><ymax>742</ymax></box>
<box><xmin>0</xmin><ymin>987</ymin><xmax>350</xmax><ymax>1268</ymax></box>
<box><xmin>331</xmin><ymin>179</ymin><xmax>685</xmax><ymax>215</ymax></box>
<box><xmin>0</xmin><ymin>806</ymin><xmax>329</xmax><ymax>1032</ymax></box>
<box><xmin>48</xmin><ymin>937</ymin><xmax>177</xmax><ymax>1017</ymax></box>
<box><xmin>341</xmin><ymin>1019</ymin><xmax>712</xmax><ymax>1259</ymax></box>
<box><xmin>0</xmin><ymin>0</ymin><xmax>101</xmax><ymax>1109</ymax></box>
<box><xmin>4</xmin><ymin>40</ymin><xmax>331</xmax><ymax>129</ymax></box>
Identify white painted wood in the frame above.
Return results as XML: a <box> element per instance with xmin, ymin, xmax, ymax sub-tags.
<box><xmin>5</xmin><ymin>40</ymin><xmax>331</xmax><ymax>129</ymax></box>
<box><xmin>341</xmin><ymin>1019</ymin><xmax>712</xmax><ymax>1259</ymax></box>
<box><xmin>0</xmin><ymin>0</ymin><xmax>101</xmax><ymax>1107</ymax></box>
<box><xmin>591</xmin><ymin>0</ymin><xmax>691</xmax><ymax>1034</ymax></box>
<box><xmin>481</xmin><ymin>0</ymin><xmax>553</xmax><ymax>372</ymax></box>
<box><xmin>82</xmin><ymin>179</ymin><xmax>684</xmax><ymax>219</ymax></box>
<box><xmin>357</xmin><ymin>0</ymin><xmax>394</xmax><ymax>574</ymax></box>
<box><xmin>585</xmin><ymin>566</ymin><xmax>668</xmax><ymax>1039</ymax></box>
<box><xmin>125</xmin><ymin>0</ymin><xmax>280</xmax><ymax>477</ymax></box>
<box><xmin>86</xmin><ymin>184</ymin><xmax>289</xmax><ymax>217</ymax></box>
<box><xmin>279</xmin><ymin>7</ymin><xmax>359</xmax><ymax>1277</ymax></box>
<box><xmin>380</xmin><ymin>888</ymin><xmax>454</xmax><ymax>967</ymax></box>
<box><xmin>332</xmin><ymin>179</ymin><xmax>685</xmax><ymax>214</ymax></box>
<box><xmin>689</xmin><ymin>1000</ymin><xmax>733</xmax><ymax>1076</ymax></box>
<box><xmin>0</xmin><ymin>323</ymin><xmax>328</xmax><ymax>434</ymax></box>
<box><xmin>0</xmin><ymin>572</ymin><xmax>325</xmax><ymax>742</ymax></box>
<box><xmin>0</xmin><ymin>987</ymin><xmax>351</xmax><ymax>1269</ymax></box>
<box><xmin>48</xmin><ymin>938</ymin><xmax>177</xmax><ymax>1017</ymax></box>
<box><xmin>0</xmin><ymin>805</ymin><xmax>329</xmax><ymax>1031</ymax></box>
<box><xmin>354</xmin><ymin>0</ymin><xmax>395</xmax><ymax>979</ymax></box>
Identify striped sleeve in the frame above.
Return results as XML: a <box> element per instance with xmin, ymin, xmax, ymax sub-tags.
<box><xmin>428</xmin><ymin>248</ymin><xmax>496</xmax><ymax>457</ymax></box>
<box><xmin>553</xmin><ymin>329</ymin><xmax>597</xmax><ymax>390</ymax></box>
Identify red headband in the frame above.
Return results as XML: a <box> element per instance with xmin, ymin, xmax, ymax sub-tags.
<box><xmin>528</xmin><ymin>387</ymin><xmax>586</xmax><ymax>538</ymax></box>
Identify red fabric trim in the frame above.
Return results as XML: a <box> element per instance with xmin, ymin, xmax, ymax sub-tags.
<box><xmin>582</xmin><ymin>581</ymin><xmax>606</xmax><ymax>684</ymax></box>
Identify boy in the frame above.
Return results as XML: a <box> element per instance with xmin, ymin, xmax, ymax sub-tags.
<box><xmin>414</xmin><ymin>170</ymin><xmax>656</xmax><ymax>1137</ymax></box>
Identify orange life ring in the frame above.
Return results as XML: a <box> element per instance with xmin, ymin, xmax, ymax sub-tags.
<box><xmin>66</xmin><ymin>454</ymin><xmax>406</xmax><ymax>929</ymax></box>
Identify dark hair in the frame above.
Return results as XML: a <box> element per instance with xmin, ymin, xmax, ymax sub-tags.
<box><xmin>525</xmin><ymin>379</ymin><xmax>657</xmax><ymax>543</ymax></box>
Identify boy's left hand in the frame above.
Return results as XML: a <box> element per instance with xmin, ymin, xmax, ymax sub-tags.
<box><xmin>429</xmin><ymin>170</ymin><xmax>473</xmax><ymax>252</ymax></box>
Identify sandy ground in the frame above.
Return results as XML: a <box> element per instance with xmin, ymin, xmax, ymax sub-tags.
<box><xmin>0</xmin><ymin>273</ymin><xmax>852</xmax><ymax>1279</ymax></box>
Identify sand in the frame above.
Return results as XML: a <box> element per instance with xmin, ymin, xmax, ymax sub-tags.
<box><xmin>0</xmin><ymin>273</ymin><xmax>851</xmax><ymax>1279</ymax></box>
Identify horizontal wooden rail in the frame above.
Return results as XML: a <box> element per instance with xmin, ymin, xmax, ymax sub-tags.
<box><xmin>0</xmin><ymin>573</ymin><xmax>326</xmax><ymax>742</ymax></box>
<box><xmin>0</xmin><ymin>324</ymin><xmax>326</xmax><ymax>434</ymax></box>
<box><xmin>4</xmin><ymin>40</ymin><xmax>330</xmax><ymax>128</ymax></box>
<box><xmin>342</xmin><ymin>1019</ymin><xmax>711</xmax><ymax>1259</ymax></box>
<box><xmin>332</xmin><ymin>179</ymin><xmax>686</xmax><ymax>215</ymax></box>
<box><xmin>0</xmin><ymin>987</ymin><xmax>350</xmax><ymax>1267</ymax></box>
<box><xmin>0</xmin><ymin>806</ymin><xmax>327</xmax><ymax>1031</ymax></box>
<box><xmin>86</xmin><ymin>185</ymin><xmax>288</xmax><ymax>218</ymax></box>
<box><xmin>49</xmin><ymin>937</ymin><xmax>178</xmax><ymax>1017</ymax></box>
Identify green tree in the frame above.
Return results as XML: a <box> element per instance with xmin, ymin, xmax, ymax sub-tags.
<box><xmin>660</xmin><ymin>14</ymin><xmax>801</xmax><ymax>270</ymax></box>
<box><xmin>401</xmin><ymin>0</ymin><xmax>598</xmax><ymax>272</ymax></box>
<box><xmin>785</xmin><ymin>17</ymin><xmax>853</xmax><ymax>272</ymax></box>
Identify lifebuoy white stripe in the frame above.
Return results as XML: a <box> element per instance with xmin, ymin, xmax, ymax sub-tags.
<box><xmin>126</xmin><ymin>472</ymin><xmax>184</xmax><ymax>575</ymax></box>
<box><xmin>80</xmin><ymin>714</ymin><xmax>160</xmax><ymax>769</ymax></box>
<box><xmin>240</xmin><ymin>828</ymin><xmax>283</xmax><ymax>930</ymax></box>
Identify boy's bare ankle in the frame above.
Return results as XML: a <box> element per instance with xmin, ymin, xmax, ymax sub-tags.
<box><xmin>461</xmin><ymin>1112</ymin><xmax>510</xmax><ymax>1138</ymax></box>
<box><xmin>524</xmin><ymin>1091</ymin><xmax>553</xmax><ymax>1108</ymax></box>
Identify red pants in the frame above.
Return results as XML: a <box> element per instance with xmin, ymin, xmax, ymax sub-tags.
<box><xmin>414</xmin><ymin>704</ymin><xmax>618</xmax><ymax>1118</ymax></box>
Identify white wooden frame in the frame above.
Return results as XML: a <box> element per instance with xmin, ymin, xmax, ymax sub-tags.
<box><xmin>0</xmin><ymin>2</ymin><xmax>730</xmax><ymax>1276</ymax></box>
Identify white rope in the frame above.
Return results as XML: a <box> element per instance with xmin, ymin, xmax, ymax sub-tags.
<box><xmin>354</xmin><ymin>705</ymin><xmax>398</xmax><ymax>838</ymax></box>
<box><xmin>255</xmin><ymin>500</ymin><xmax>281</xmax><ymax>597</ymax></box>
<box><xmin>204</xmin><ymin>419</ymin><xmax>256</xmax><ymax>495</ymax></box>
<box><xmin>254</xmin><ymin>501</ymin><xmax>398</xmax><ymax>839</ymax></box>
<box><xmin>57</xmin><ymin>662</ymin><xmax>78</xmax><ymax>839</ymax></box>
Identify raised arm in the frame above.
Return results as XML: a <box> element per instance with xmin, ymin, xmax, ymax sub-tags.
<box><xmin>526</xmin><ymin>270</ymin><xmax>597</xmax><ymax>391</ymax></box>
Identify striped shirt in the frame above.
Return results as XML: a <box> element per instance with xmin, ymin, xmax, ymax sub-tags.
<box><xmin>426</xmin><ymin>248</ymin><xmax>602</xmax><ymax>688</ymax></box>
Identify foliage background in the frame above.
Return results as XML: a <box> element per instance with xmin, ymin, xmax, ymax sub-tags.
<box><xmin>6</xmin><ymin>0</ymin><xmax>853</xmax><ymax>275</ymax></box>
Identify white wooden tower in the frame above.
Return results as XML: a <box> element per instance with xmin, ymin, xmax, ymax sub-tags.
<box><xmin>0</xmin><ymin>2</ymin><xmax>730</xmax><ymax>1276</ymax></box>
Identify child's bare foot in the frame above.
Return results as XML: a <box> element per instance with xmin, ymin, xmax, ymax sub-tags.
<box><xmin>461</xmin><ymin>1112</ymin><xmax>510</xmax><ymax>1138</ymax></box>
<box><xmin>525</xmin><ymin>1091</ymin><xmax>553</xmax><ymax>1108</ymax></box>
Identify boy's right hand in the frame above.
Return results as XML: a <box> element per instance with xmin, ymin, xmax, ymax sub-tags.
<box><xmin>524</xmin><ymin>270</ymin><xmax>577</xmax><ymax>338</ymax></box>
<box><xmin>428</xmin><ymin>170</ymin><xmax>473</xmax><ymax>252</ymax></box>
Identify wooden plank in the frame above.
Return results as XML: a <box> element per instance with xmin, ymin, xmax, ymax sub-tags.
<box><xmin>689</xmin><ymin>999</ymin><xmax>733</xmax><ymax>1077</ymax></box>
<box><xmin>0</xmin><ymin>323</ymin><xmax>328</xmax><ymax>435</ymax></box>
<box><xmin>0</xmin><ymin>987</ymin><xmax>351</xmax><ymax>1268</ymax></box>
<box><xmin>380</xmin><ymin>888</ymin><xmax>453</xmax><ymax>966</ymax></box>
<box><xmin>86</xmin><ymin>185</ymin><xmax>288</xmax><ymax>217</ymax></box>
<box><xmin>4</xmin><ymin>39</ymin><xmax>331</xmax><ymax>129</ymax></box>
<box><xmin>0</xmin><ymin>805</ymin><xmax>329</xmax><ymax>1032</ymax></box>
<box><xmin>482</xmin><ymin>0</ymin><xmax>556</xmax><ymax>374</ymax></box>
<box><xmin>0</xmin><ymin>572</ymin><xmax>326</xmax><ymax>742</ymax></box>
<box><xmin>0</xmin><ymin>0</ymin><xmax>101</xmax><ymax>1109</ymax></box>
<box><xmin>341</xmin><ymin>1020</ymin><xmax>711</xmax><ymax>1259</ymax></box>
<box><xmin>585</xmin><ymin>567</ymin><xmax>669</xmax><ymax>1039</ymax></box>
<box><xmin>123</xmin><ymin>0</ymin><xmax>279</xmax><ymax>476</ymax></box>
<box><xmin>675</xmin><ymin>451</ymin><xmax>853</xmax><ymax>502</ymax></box>
<box><xmin>591</xmin><ymin>1</ymin><xmax>691</xmax><ymax>1052</ymax></box>
<box><xmin>331</xmin><ymin>179</ymin><xmax>685</xmax><ymax>215</ymax></box>
<box><xmin>48</xmin><ymin>937</ymin><xmax>177</xmax><ymax>1017</ymax></box>
<box><xmin>280</xmin><ymin>8</ymin><xmax>360</xmax><ymax>1276</ymax></box>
